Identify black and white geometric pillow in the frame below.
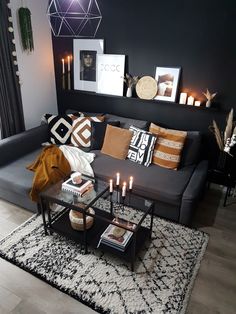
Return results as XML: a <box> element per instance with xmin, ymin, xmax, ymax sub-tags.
<box><xmin>44</xmin><ymin>114</ymin><xmax>73</xmax><ymax>144</ymax></box>
<box><xmin>127</xmin><ymin>125</ymin><xmax>157</xmax><ymax>167</ymax></box>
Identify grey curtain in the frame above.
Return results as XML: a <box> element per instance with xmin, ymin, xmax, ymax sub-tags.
<box><xmin>0</xmin><ymin>0</ymin><xmax>25</xmax><ymax>139</ymax></box>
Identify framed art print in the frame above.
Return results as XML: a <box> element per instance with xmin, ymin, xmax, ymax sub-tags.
<box><xmin>154</xmin><ymin>67</ymin><xmax>181</xmax><ymax>102</ymax></box>
<box><xmin>96</xmin><ymin>54</ymin><xmax>125</xmax><ymax>96</ymax></box>
<box><xmin>73</xmin><ymin>39</ymin><xmax>104</xmax><ymax>92</ymax></box>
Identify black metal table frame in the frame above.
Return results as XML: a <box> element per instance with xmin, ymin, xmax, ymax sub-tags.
<box><xmin>40</xmin><ymin>185</ymin><xmax>154</xmax><ymax>271</ymax></box>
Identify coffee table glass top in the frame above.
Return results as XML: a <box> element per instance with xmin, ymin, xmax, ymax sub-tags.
<box><xmin>40</xmin><ymin>174</ymin><xmax>154</xmax><ymax>228</ymax></box>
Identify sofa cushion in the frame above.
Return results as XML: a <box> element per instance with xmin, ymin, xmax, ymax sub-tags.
<box><xmin>149</xmin><ymin>123</ymin><xmax>187</xmax><ymax>170</ymax></box>
<box><xmin>43</xmin><ymin>114</ymin><xmax>73</xmax><ymax>144</ymax></box>
<box><xmin>101</xmin><ymin>125</ymin><xmax>133</xmax><ymax>160</ymax></box>
<box><xmin>0</xmin><ymin>148</ymin><xmax>41</xmax><ymax>197</ymax></box>
<box><xmin>127</xmin><ymin>126</ymin><xmax>157</xmax><ymax>167</ymax></box>
<box><xmin>71</xmin><ymin>116</ymin><xmax>104</xmax><ymax>147</ymax></box>
<box><xmin>105</xmin><ymin>114</ymin><xmax>149</xmax><ymax>130</ymax></box>
<box><xmin>91</xmin><ymin>150</ymin><xmax>195</xmax><ymax>206</ymax></box>
<box><xmin>181</xmin><ymin>131</ymin><xmax>202</xmax><ymax>167</ymax></box>
<box><xmin>90</xmin><ymin>121</ymin><xmax>120</xmax><ymax>150</ymax></box>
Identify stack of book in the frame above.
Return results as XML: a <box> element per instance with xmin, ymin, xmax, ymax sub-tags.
<box><xmin>97</xmin><ymin>219</ymin><xmax>135</xmax><ymax>252</ymax></box>
<box><xmin>62</xmin><ymin>177</ymin><xmax>93</xmax><ymax>196</ymax></box>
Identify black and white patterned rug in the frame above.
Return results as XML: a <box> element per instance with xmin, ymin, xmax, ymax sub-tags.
<box><xmin>0</xmin><ymin>200</ymin><xmax>208</xmax><ymax>314</ymax></box>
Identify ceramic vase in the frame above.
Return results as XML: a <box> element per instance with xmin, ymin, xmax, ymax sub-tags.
<box><xmin>126</xmin><ymin>86</ymin><xmax>132</xmax><ymax>97</ymax></box>
<box><xmin>206</xmin><ymin>100</ymin><xmax>211</xmax><ymax>108</ymax></box>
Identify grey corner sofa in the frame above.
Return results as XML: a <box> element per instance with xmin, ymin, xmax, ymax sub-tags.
<box><xmin>0</xmin><ymin>114</ymin><xmax>208</xmax><ymax>226</ymax></box>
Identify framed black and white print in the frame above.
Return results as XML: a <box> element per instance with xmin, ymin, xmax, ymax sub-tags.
<box><xmin>154</xmin><ymin>67</ymin><xmax>181</xmax><ymax>102</ymax></box>
<box><xmin>73</xmin><ymin>39</ymin><xmax>104</xmax><ymax>92</ymax></box>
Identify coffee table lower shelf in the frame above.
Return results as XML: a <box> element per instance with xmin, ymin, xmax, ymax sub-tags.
<box><xmin>46</xmin><ymin>207</ymin><xmax>151</xmax><ymax>270</ymax></box>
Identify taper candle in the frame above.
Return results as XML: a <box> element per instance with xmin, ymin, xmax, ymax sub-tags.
<box><xmin>67</xmin><ymin>55</ymin><xmax>70</xmax><ymax>72</ymax></box>
<box><xmin>129</xmin><ymin>176</ymin><xmax>133</xmax><ymax>190</ymax></box>
<box><xmin>116</xmin><ymin>173</ymin><xmax>120</xmax><ymax>186</ymax></box>
<box><xmin>62</xmin><ymin>58</ymin><xmax>65</xmax><ymax>74</ymax></box>
<box><xmin>109</xmin><ymin>179</ymin><xmax>113</xmax><ymax>193</ymax></box>
<box><xmin>122</xmin><ymin>182</ymin><xmax>126</xmax><ymax>197</ymax></box>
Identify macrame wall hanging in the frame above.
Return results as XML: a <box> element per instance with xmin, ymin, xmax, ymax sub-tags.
<box><xmin>18</xmin><ymin>6</ymin><xmax>34</xmax><ymax>52</ymax></box>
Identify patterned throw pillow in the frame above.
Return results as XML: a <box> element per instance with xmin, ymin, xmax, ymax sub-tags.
<box><xmin>71</xmin><ymin>116</ymin><xmax>104</xmax><ymax>147</ymax></box>
<box><xmin>127</xmin><ymin>126</ymin><xmax>157</xmax><ymax>167</ymax></box>
<box><xmin>149</xmin><ymin>123</ymin><xmax>187</xmax><ymax>170</ymax></box>
<box><xmin>44</xmin><ymin>114</ymin><xmax>74</xmax><ymax>144</ymax></box>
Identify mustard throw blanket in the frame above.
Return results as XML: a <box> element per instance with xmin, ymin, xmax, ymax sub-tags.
<box><xmin>27</xmin><ymin>145</ymin><xmax>71</xmax><ymax>202</ymax></box>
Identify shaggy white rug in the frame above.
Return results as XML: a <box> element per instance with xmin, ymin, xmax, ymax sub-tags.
<box><xmin>0</xmin><ymin>200</ymin><xmax>208</xmax><ymax>314</ymax></box>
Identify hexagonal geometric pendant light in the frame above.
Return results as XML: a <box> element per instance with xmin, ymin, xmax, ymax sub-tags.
<box><xmin>47</xmin><ymin>0</ymin><xmax>102</xmax><ymax>37</ymax></box>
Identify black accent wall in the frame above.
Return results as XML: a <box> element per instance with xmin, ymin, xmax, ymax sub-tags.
<box><xmin>51</xmin><ymin>0</ymin><xmax>236</xmax><ymax>164</ymax></box>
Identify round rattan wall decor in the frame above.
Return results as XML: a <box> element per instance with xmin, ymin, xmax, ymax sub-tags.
<box><xmin>136</xmin><ymin>76</ymin><xmax>158</xmax><ymax>100</ymax></box>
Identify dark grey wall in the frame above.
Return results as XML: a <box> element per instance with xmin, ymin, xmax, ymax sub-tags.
<box><xmin>51</xmin><ymin>0</ymin><xmax>235</xmax><ymax>164</ymax></box>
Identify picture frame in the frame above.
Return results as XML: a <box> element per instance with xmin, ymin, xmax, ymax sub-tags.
<box><xmin>96</xmin><ymin>54</ymin><xmax>125</xmax><ymax>96</ymax></box>
<box><xmin>154</xmin><ymin>67</ymin><xmax>181</xmax><ymax>102</ymax></box>
<box><xmin>73</xmin><ymin>39</ymin><xmax>104</xmax><ymax>92</ymax></box>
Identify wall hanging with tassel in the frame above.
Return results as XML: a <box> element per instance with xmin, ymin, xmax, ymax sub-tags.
<box><xmin>18</xmin><ymin>7</ymin><xmax>34</xmax><ymax>52</ymax></box>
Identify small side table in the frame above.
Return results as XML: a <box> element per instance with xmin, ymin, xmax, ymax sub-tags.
<box><xmin>207</xmin><ymin>169</ymin><xmax>235</xmax><ymax>206</ymax></box>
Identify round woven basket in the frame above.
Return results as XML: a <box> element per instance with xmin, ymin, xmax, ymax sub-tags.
<box><xmin>69</xmin><ymin>207</ymin><xmax>95</xmax><ymax>231</ymax></box>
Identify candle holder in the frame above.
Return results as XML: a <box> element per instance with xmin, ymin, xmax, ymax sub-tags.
<box><xmin>109</xmin><ymin>191</ymin><xmax>113</xmax><ymax>216</ymax></box>
<box><xmin>128</xmin><ymin>188</ymin><xmax>132</xmax><ymax>206</ymax></box>
<box><xmin>67</xmin><ymin>71</ymin><xmax>71</xmax><ymax>90</ymax></box>
<box><xmin>62</xmin><ymin>74</ymin><xmax>66</xmax><ymax>90</ymax></box>
<box><xmin>116</xmin><ymin>184</ymin><xmax>120</xmax><ymax>204</ymax></box>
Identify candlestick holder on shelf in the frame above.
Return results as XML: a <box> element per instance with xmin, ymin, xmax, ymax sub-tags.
<box><xmin>67</xmin><ymin>71</ymin><xmax>71</xmax><ymax>90</ymax></box>
<box><xmin>62</xmin><ymin>74</ymin><xmax>66</xmax><ymax>90</ymax></box>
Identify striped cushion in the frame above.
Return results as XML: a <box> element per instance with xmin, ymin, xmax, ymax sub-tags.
<box><xmin>149</xmin><ymin>123</ymin><xmax>187</xmax><ymax>170</ymax></box>
<box><xmin>71</xmin><ymin>116</ymin><xmax>104</xmax><ymax>147</ymax></box>
<box><xmin>127</xmin><ymin>126</ymin><xmax>157</xmax><ymax>167</ymax></box>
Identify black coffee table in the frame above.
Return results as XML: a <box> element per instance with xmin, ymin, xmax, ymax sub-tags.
<box><xmin>40</xmin><ymin>175</ymin><xmax>154</xmax><ymax>271</ymax></box>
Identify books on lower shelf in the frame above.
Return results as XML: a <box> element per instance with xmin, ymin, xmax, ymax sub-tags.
<box><xmin>97</xmin><ymin>218</ymin><xmax>136</xmax><ymax>252</ymax></box>
<box><xmin>62</xmin><ymin>177</ymin><xmax>93</xmax><ymax>196</ymax></box>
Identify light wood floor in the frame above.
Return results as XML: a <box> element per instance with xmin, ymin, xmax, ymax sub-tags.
<box><xmin>0</xmin><ymin>185</ymin><xmax>235</xmax><ymax>314</ymax></box>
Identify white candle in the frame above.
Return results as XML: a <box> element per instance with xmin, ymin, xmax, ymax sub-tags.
<box><xmin>62</xmin><ymin>58</ymin><xmax>65</xmax><ymax>74</ymax></box>
<box><xmin>122</xmin><ymin>182</ymin><xmax>126</xmax><ymax>197</ymax></box>
<box><xmin>129</xmin><ymin>176</ymin><xmax>133</xmax><ymax>190</ymax></box>
<box><xmin>187</xmin><ymin>96</ymin><xmax>194</xmax><ymax>105</ymax></box>
<box><xmin>116</xmin><ymin>173</ymin><xmax>120</xmax><ymax>186</ymax></box>
<box><xmin>179</xmin><ymin>92</ymin><xmax>187</xmax><ymax>105</ymax></box>
<box><xmin>67</xmin><ymin>55</ymin><xmax>70</xmax><ymax>72</ymax></box>
<box><xmin>109</xmin><ymin>179</ymin><xmax>113</xmax><ymax>193</ymax></box>
<box><xmin>194</xmin><ymin>100</ymin><xmax>201</xmax><ymax>107</ymax></box>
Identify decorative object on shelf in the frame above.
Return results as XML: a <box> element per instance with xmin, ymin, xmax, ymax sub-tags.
<box><xmin>61</xmin><ymin>58</ymin><xmax>65</xmax><ymax>89</ymax></box>
<box><xmin>123</xmin><ymin>73</ymin><xmax>139</xmax><ymax>97</ymax></box>
<box><xmin>47</xmin><ymin>0</ymin><xmax>102</xmax><ymax>37</ymax></box>
<box><xmin>69</xmin><ymin>207</ymin><xmax>95</xmax><ymax>231</ymax></box>
<box><xmin>179</xmin><ymin>92</ymin><xmax>187</xmax><ymax>104</ymax></box>
<box><xmin>67</xmin><ymin>55</ymin><xmax>71</xmax><ymax>90</ymax></box>
<box><xmin>209</xmin><ymin>108</ymin><xmax>235</xmax><ymax>170</ymax></box>
<box><xmin>73</xmin><ymin>39</ymin><xmax>104</xmax><ymax>92</ymax></box>
<box><xmin>136</xmin><ymin>76</ymin><xmax>158</xmax><ymax>100</ymax></box>
<box><xmin>154</xmin><ymin>67</ymin><xmax>181</xmax><ymax>102</ymax></box>
<box><xmin>187</xmin><ymin>96</ymin><xmax>194</xmax><ymax>106</ymax></box>
<box><xmin>18</xmin><ymin>7</ymin><xmax>34</xmax><ymax>52</ymax></box>
<box><xmin>97</xmin><ymin>54</ymin><xmax>125</xmax><ymax>96</ymax></box>
<box><xmin>194</xmin><ymin>100</ymin><xmax>201</xmax><ymax>107</ymax></box>
<box><xmin>203</xmin><ymin>88</ymin><xmax>217</xmax><ymax>108</ymax></box>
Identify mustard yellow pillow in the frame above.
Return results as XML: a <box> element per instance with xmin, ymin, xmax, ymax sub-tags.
<box><xmin>149</xmin><ymin>123</ymin><xmax>187</xmax><ymax>170</ymax></box>
<box><xmin>101</xmin><ymin>125</ymin><xmax>133</xmax><ymax>160</ymax></box>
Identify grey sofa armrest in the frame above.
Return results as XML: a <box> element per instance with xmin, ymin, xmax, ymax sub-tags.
<box><xmin>0</xmin><ymin>124</ymin><xmax>48</xmax><ymax>167</ymax></box>
<box><xmin>179</xmin><ymin>160</ymin><xmax>208</xmax><ymax>225</ymax></box>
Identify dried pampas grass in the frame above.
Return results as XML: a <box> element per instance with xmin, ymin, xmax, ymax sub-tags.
<box><xmin>224</xmin><ymin>108</ymin><xmax>234</xmax><ymax>144</ymax></box>
<box><xmin>209</xmin><ymin>108</ymin><xmax>235</xmax><ymax>151</ymax></box>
